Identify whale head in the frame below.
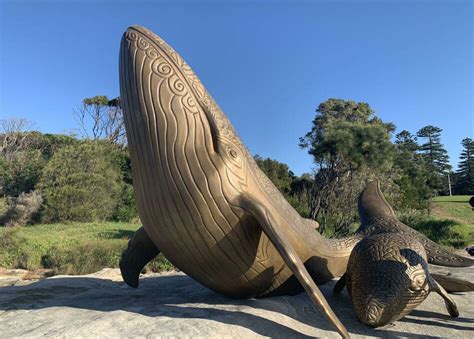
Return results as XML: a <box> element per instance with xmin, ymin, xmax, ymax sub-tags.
<box><xmin>119</xmin><ymin>26</ymin><xmax>251</xmax><ymax>202</ymax></box>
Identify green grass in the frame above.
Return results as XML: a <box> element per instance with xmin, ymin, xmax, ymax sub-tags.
<box><xmin>0</xmin><ymin>222</ymin><xmax>173</xmax><ymax>275</ymax></box>
<box><xmin>432</xmin><ymin>195</ymin><xmax>471</xmax><ymax>202</ymax></box>
<box><xmin>398</xmin><ymin>195</ymin><xmax>473</xmax><ymax>248</ymax></box>
<box><xmin>431</xmin><ymin>195</ymin><xmax>473</xmax><ymax>226</ymax></box>
<box><xmin>1</xmin><ymin>194</ymin><xmax>473</xmax><ymax>275</ymax></box>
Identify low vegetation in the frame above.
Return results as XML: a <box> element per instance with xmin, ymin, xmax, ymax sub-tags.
<box><xmin>1</xmin><ymin>197</ymin><xmax>471</xmax><ymax>275</ymax></box>
<box><xmin>398</xmin><ymin>195</ymin><xmax>473</xmax><ymax>248</ymax></box>
<box><xmin>0</xmin><ymin>222</ymin><xmax>173</xmax><ymax>275</ymax></box>
<box><xmin>0</xmin><ymin>98</ymin><xmax>473</xmax><ymax>275</ymax></box>
<box><xmin>431</xmin><ymin>195</ymin><xmax>473</xmax><ymax>225</ymax></box>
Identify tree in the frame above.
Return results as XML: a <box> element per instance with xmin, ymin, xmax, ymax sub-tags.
<box><xmin>394</xmin><ymin>130</ymin><xmax>432</xmax><ymax>210</ymax></box>
<box><xmin>254</xmin><ymin>155</ymin><xmax>312</xmax><ymax>217</ymax></box>
<box><xmin>74</xmin><ymin>96</ymin><xmax>126</xmax><ymax>145</ymax></box>
<box><xmin>453</xmin><ymin>138</ymin><xmax>474</xmax><ymax>195</ymax></box>
<box><xmin>416</xmin><ymin>125</ymin><xmax>451</xmax><ymax>194</ymax></box>
<box><xmin>0</xmin><ymin>126</ymin><xmax>79</xmax><ymax>198</ymax></box>
<box><xmin>299</xmin><ymin>99</ymin><xmax>396</xmax><ymax>172</ymax></box>
<box><xmin>254</xmin><ymin>155</ymin><xmax>293</xmax><ymax>194</ymax></box>
<box><xmin>395</xmin><ymin>130</ymin><xmax>419</xmax><ymax>155</ymax></box>
<box><xmin>38</xmin><ymin>141</ymin><xmax>122</xmax><ymax>222</ymax></box>
<box><xmin>0</xmin><ymin>118</ymin><xmax>45</xmax><ymax>197</ymax></box>
<box><xmin>0</xmin><ymin>118</ymin><xmax>35</xmax><ymax>160</ymax></box>
<box><xmin>299</xmin><ymin>98</ymin><xmax>398</xmax><ymax>235</ymax></box>
<box><xmin>109</xmin><ymin>145</ymin><xmax>138</xmax><ymax>222</ymax></box>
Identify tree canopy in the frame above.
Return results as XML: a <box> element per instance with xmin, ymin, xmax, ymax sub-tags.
<box><xmin>454</xmin><ymin>138</ymin><xmax>474</xmax><ymax>195</ymax></box>
<box><xmin>299</xmin><ymin>99</ymin><xmax>396</xmax><ymax>172</ymax></box>
<box><xmin>416</xmin><ymin>125</ymin><xmax>451</xmax><ymax>194</ymax></box>
<box><xmin>299</xmin><ymin>98</ymin><xmax>398</xmax><ymax>235</ymax></box>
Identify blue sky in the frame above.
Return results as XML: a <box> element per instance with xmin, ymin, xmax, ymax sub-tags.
<box><xmin>0</xmin><ymin>0</ymin><xmax>472</xmax><ymax>175</ymax></box>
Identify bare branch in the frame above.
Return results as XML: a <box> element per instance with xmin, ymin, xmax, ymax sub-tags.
<box><xmin>73</xmin><ymin>96</ymin><xmax>126</xmax><ymax>146</ymax></box>
<box><xmin>0</xmin><ymin>117</ymin><xmax>35</xmax><ymax>158</ymax></box>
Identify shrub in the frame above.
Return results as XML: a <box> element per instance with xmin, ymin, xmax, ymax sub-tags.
<box><xmin>0</xmin><ymin>149</ymin><xmax>46</xmax><ymax>197</ymax></box>
<box><xmin>112</xmin><ymin>183</ymin><xmax>138</xmax><ymax>222</ymax></box>
<box><xmin>1</xmin><ymin>191</ymin><xmax>43</xmax><ymax>227</ymax></box>
<box><xmin>0</xmin><ymin>228</ymin><xmax>29</xmax><ymax>268</ymax></box>
<box><xmin>38</xmin><ymin>141</ymin><xmax>121</xmax><ymax>222</ymax></box>
<box><xmin>0</xmin><ymin>196</ymin><xmax>7</xmax><ymax>221</ymax></box>
<box><xmin>40</xmin><ymin>240</ymin><xmax>125</xmax><ymax>275</ymax></box>
<box><xmin>146</xmin><ymin>254</ymin><xmax>174</xmax><ymax>273</ymax></box>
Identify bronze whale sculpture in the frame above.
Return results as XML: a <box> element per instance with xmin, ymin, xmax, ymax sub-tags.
<box><xmin>335</xmin><ymin>182</ymin><xmax>473</xmax><ymax>327</ymax></box>
<box><xmin>118</xmin><ymin>25</ymin><xmax>359</xmax><ymax>338</ymax></box>
<box><xmin>118</xmin><ymin>26</ymin><xmax>473</xmax><ymax>337</ymax></box>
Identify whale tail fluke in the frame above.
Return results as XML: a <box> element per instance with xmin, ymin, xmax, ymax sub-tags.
<box><xmin>358</xmin><ymin>180</ymin><xmax>396</xmax><ymax>227</ymax></box>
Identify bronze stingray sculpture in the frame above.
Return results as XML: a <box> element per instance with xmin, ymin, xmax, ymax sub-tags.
<box><xmin>118</xmin><ymin>26</ymin><xmax>473</xmax><ymax>337</ymax></box>
<box><xmin>335</xmin><ymin>181</ymin><xmax>474</xmax><ymax>327</ymax></box>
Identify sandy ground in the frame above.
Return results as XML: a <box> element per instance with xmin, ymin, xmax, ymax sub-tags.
<box><xmin>0</xmin><ymin>266</ymin><xmax>473</xmax><ymax>338</ymax></box>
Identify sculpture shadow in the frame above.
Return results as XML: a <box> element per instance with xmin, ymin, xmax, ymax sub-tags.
<box><xmin>2</xmin><ymin>273</ymin><xmax>470</xmax><ymax>337</ymax></box>
<box><xmin>400</xmin><ymin>309</ymin><xmax>474</xmax><ymax>331</ymax></box>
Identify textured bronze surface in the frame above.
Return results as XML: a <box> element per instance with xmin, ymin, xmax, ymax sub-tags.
<box><xmin>118</xmin><ymin>25</ymin><xmax>361</xmax><ymax>338</ymax></box>
<box><xmin>335</xmin><ymin>182</ymin><xmax>472</xmax><ymax>327</ymax></box>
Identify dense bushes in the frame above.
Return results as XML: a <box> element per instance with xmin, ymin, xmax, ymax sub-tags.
<box><xmin>38</xmin><ymin>141</ymin><xmax>122</xmax><ymax>222</ymax></box>
<box><xmin>0</xmin><ymin>149</ymin><xmax>46</xmax><ymax>197</ymax></box>
<box><xmin>0</xmin><ymin>131</ymin><xmax>138</xmax><ymax>225</ymax></box>
<box><xmin>1</xmin><ymin>191</ymin><xmax>43</xmax><ymax>227</ymax></box>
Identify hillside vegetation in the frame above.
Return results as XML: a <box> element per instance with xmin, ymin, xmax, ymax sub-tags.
<box><xmin>431</xmin><ymin>195</ymin><xmax>473</xmax><ymax>225</ymax></box>
<box><xmin>398</xmin><ymin>195</ymin><xmax>473</xmax><ymax>248</ymax></box>
<box><xmin>0</xmin><ymin>222</ymin><xmax>172</xmax><ymax>275</ymax></box>
<box><xmin>1</xmin><ymin>196</ymin><xmax>472</xmax><ymax>275</ymax></box>
<box><xmin>1</xmin><ymin>98</ymin><xmax>473</xmax><ymax>275</ymax></box>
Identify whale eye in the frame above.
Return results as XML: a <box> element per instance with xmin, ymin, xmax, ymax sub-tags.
<box><xmin>229</xmin><ymin>149</ymin><xmax>238</xmax><ymax>158</ymax></box>
<box><xmin>405</xmin><ymin>264</ymin><xmax>427</xmax><ymax>291</ymax></box>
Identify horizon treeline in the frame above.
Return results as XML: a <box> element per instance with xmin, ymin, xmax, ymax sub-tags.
<box><xmin>0</xmin><ymin>97</ymin><xmax>472</xmax><ymax>235</ymax></box>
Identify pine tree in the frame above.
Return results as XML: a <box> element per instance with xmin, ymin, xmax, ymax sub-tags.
<box><xmin>395</xmin><ymin>130</ymin><xmax>419</xmax><ymax>156</ymax></box>
<box><xmin>454</xmin><ymin>138</ymin><xmax>474</xmax><ymax>195</ymax></box>
<box><xmin>416</xmin><ymin>125</ymin><xmax>451</xmax><ymax>194</ymax></box>
<box><xmin>394</xmin><ymin>130</ymin><xmax>431</xmax><ymax>209</ymax></box>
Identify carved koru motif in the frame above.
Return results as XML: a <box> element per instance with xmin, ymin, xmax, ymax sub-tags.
<box><xmin>335</xmin><ymin>181</ymin><xmax>473</xmax><ymax>327</ymax></box>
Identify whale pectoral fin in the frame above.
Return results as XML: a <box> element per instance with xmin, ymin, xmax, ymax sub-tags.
<box><xmin>120</xmin><ymin>226</ymin><xmax>161</xmax><ymax>288</ymax></box>
<box><xmin>428</xmin><ymin>275</ymin><xmax>459</xmax><ymax>317</ymax></box>
<box><xmin>431</xmin><ymin>273</ymin><xmax>474</xmax><ymax>293</ymax></box>
<box><xmin>239</xmin><ymin>196</ymin><xmax>350</xmax><ymax>339</ymax></box>
<box><xmin>333</xmin><ymin>273</ymin><xmax>347</xmax><ymax>294</ymax></box>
